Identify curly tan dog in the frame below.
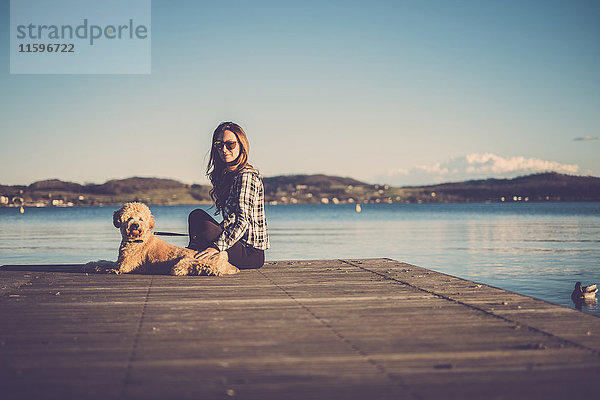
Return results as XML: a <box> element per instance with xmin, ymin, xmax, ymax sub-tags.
<box><xmin>113</xmin><ymin>202</ymin><xmax>239</xmax><ymax>276</ymax></box>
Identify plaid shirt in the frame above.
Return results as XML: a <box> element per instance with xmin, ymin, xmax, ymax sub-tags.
<box><xmin>214</xmin><ymin>166</ymin><xmax>270</xmax><ymax>252</ymax></box>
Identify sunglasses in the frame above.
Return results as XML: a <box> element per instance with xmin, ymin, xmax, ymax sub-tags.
<box><xmin>213</xmin><ymin>140</ymin><xmax>237</xmax><ymax>151</ymax></box>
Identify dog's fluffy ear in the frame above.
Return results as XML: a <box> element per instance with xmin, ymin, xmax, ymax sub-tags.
<box><xmin>149</xmin><ymin>215</ymin><xmax>155</xmax><ymax>231</ymax></box>
<box><xmin>113</xmin><ymin>208</ymin><xmax>123</xmax><ymax>228</ymax></box>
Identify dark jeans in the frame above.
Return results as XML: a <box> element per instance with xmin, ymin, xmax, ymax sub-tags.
<box><xmin>187</xmin><ymin>209</ymin><xmax>265</xmax><ymax>269</ymax></box>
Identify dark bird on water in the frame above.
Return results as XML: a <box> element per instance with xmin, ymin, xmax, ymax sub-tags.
<box><xmin>571</xmin><ymin>282</ymin><xmax>598</xmax><ymax>300</ymax></box>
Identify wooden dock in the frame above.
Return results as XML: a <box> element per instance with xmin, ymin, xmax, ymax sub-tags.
<box><xmin>2</xmin><ymin>258</ymin><xmax>600</xmax><ymax>399</ymax></box>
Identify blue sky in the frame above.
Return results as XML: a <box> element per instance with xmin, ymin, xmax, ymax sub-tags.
<box><xmin>1</xmin><ymin>0</ymin><xmax>598</xmax><ymax>186</ymax></box>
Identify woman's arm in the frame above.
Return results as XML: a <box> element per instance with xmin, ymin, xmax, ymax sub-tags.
<box><xmin>212</xmin><ymin>171</ymin><xmax>260</xmax><ymax>251</ymax></box>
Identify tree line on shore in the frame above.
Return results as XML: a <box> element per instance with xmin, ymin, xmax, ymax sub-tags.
<box><xmin>1</xmin><ymin>172</ymin><xmax>599</xmax><ymax>207</ymax></box>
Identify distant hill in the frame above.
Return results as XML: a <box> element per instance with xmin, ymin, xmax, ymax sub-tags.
<box><xmin>402</xmin><ymin>173</ymin><xmax>600</xmax><ymax>203</ymax></box>
<box><xmin>263</xmin><ymin>174</ymin><xmax>376</xmax><ymax>204</ymax></box>
<box><xmin>0</xmin><ymin>177</ymin><xmax>203</xmax><ymax>207</ymax></box>
<box><xmin>1</xmin><ymin>172</ymin><xmax>599</xmax><ymax>207</ymax></box>
<box><xmin>264</xmin><ymin>174</ymin><xmax>366</xmax><ymax>189</ymax></box>
<box><xmin>87</xmin><ymin>177</ymin><xmax>186</xmax><ymax>195</ymax></box>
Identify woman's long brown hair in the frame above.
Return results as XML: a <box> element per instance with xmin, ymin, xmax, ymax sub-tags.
<box><xmin>206</xmin><ymin>122</ymin><xmax>251</xmax><ymax>215</ymax></box>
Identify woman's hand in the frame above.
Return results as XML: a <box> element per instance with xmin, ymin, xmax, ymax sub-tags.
<box><xmin>194</xmin><ymin>247</ymin><xmax>219</xmax><ymax>260</ymax></box>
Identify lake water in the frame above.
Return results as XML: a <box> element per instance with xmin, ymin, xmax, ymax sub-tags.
<box><xmin>1</xmin><ymin>202</ymin><xmax>599</xmax><ymax>315</ymax></box>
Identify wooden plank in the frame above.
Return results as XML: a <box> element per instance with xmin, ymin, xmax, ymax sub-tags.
<box><xmin>1</xmin><ymin>259</ymin><xmax>600</xmax><ymax>399</ymax></box>
<box><xmin>348</xmin><ymin>258</ymin><xmax>600</xmax><ymax>352</ymax></box>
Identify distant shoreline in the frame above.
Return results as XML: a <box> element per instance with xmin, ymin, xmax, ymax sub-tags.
<box><xmin>2</xmin><ymin>200</ymin><xmax>600</xmax><ymax>211</ymax></box>
<box><xmin>2</xmin><ymin>172</ymin><xmax>599</xmax><ymax>207</ymax></box>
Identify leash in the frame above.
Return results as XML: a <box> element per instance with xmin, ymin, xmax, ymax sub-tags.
<box><xmin>154</xmin><ymin>231</ymin><xmax>188</xmax><ymax>237</ymax></box>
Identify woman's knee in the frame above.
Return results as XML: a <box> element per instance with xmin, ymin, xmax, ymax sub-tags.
<box><xmin>188</xmin><ymin>208</ymin><xmax>212</xmax><ymax>224</ymax></box>
<box><xmin>188</xmin><ymin>209</ymin><xmax>222</xmax><ymax>244</ymax></box>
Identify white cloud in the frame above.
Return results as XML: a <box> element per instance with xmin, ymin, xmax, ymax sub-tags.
<box><xmin>377</xmin><ymin>153</ymin><xmax>580</xmax><ymax>186</ymax></box>
<box><xmin>463</xmin><ymin>153</ymin><xmax>578</xmax><ymax>175</ymax></box>
<box><xmin>414</xmin><ymin>162</ymin><xmax>448</xmax><ymax>174</ymax></box>
<box><xmin>574</xmin><ymin>136</ymin><xmax>600</xmax><ymax>141</ymax></box>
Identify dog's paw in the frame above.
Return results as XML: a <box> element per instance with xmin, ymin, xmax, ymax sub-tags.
<box><xmin>206</xmin><ymin>266</ymin><xmax>225</xmax><ymax>277</ymax></box>
<box><xmin>83</xmin><ymin>260</ymin><xmax>117</xmax><ymax>274</ymax></box>
<box><xmin>224</xmin><ymin>265</ymin><xmax>240</xmax><ymax>275</ymax></box>
<box><xmin>171</xmin><ymin>264</ymin><xmax>190</xmax><ymax>276</ymax></box>
<box><xmin>215</xmin><ymin>251</ymin><xmax>240</xmax><ymax>276</ymax></box>
<box><xmin>211</xmin><ymin>263</ymin><xmax>239</xmax><ymax>276</ymax></box>
<box><xmin>209</xmin><ymin>252</ymin><xmax>240</xmax><ymax>276</ymax></box>
<box><xmin>190</xmin><ymin>264</ymin><xmax>218</xmax><ymax>276</ymax></box>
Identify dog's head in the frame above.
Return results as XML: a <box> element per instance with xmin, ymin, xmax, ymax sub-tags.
<box><xmin>113</xmin><ymin>202</ymin><xmax>155</xmax><ymax>240</ymax></box>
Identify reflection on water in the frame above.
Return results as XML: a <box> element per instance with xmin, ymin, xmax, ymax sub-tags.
<box><xmin>1</xmin><ymin>202</ymin><xmax>599</xmax><ymax>316</ymax></box>
<box><xmin>573</xmin><ymin>297</ymin><xmax>598</xmax><ymax>312</ymax></box>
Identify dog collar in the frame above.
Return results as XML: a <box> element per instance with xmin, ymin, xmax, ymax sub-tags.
<box><xmin>124</xmin><ymin>239</ymin><xmax>144</xmax><ymax>243</ymax></box>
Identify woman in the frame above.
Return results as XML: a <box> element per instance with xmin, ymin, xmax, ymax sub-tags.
<box><xmin>187</xmin><ymin>122</ymin><xmax>269</xmax><ymax>269</ymax></box>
